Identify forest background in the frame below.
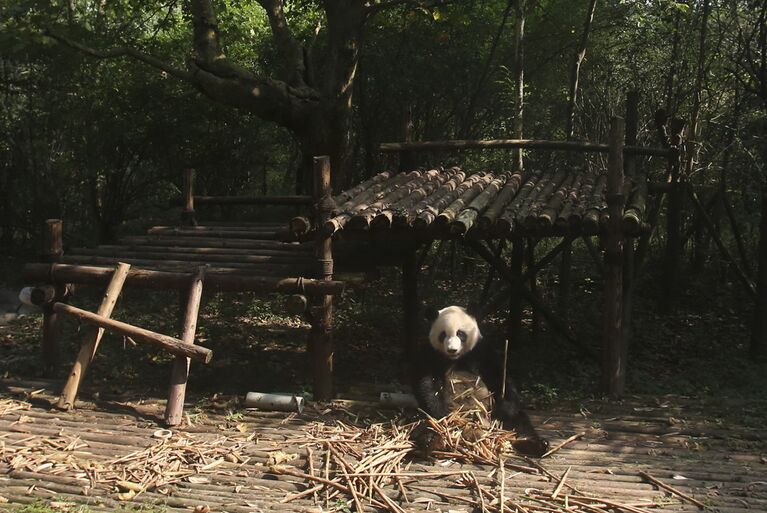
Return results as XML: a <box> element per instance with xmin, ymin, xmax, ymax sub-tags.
<box><xmin>1</xmin><ymin>0</ymin><xmax>766</xmax><ymax>402</ymax></box>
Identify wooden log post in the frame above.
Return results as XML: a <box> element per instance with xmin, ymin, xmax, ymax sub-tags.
<box><xmin>601</xmin><ymin>117</ymin><xmax>626</xmax><ymax>397</ymax></box>
<box><xmin>402</xmin><ymin>244</ymin><xmax>419</xmax><ymax>362</ymax></box>
<box><xmin>662</xmin><ymin>119</ymin><xmax>686</xmax><ymax>309</ymax></box>
<box><xmin>51</xmin><ymin>302</ymin><xmax>213</xmax><ymax>362</ymax></box>
<box><xmin>507</xmin><ymin>237</ymin><xmax>526</xmax><ymax>352</ymax></box>
<box><xmin>57</xmin><ymin>263</ymin><xmax>131</xmax><ymax>411</ymax></box>
<box><xmin>165</xmin><ymin>266</ymin><xmax>206</xmax><ymax>426</ymax></box>
<box><xmin>182</xmin><ymin>168</ymin><xmax>197</xmax><ymax>226</ymax></box>
<box><xmin>310</xmin><ymin>156</ymin><xmax>335</xmax><ymax>401</ymax></box>
<box><xmin>623</xmin><ymin>92</ymin><xmax>639</xmax><ymax>351</ymax></box>
<box><xmin>42</xmin><ymin>219</ymin><xmax>65</xmax><ymax>376</ymax></box>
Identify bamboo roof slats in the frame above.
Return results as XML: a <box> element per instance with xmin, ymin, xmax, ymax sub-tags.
<box><xmin>555</xmin><ymin>172</ymin><xmax>587</xmax><ymax>231</ymax></box>
<box><xmin>537</xmin><ymin>172</ymin><xmax>578</xmax><ymax>230</ymax></box>
<box><xmin>477</xmin><ymin>170</ymin><xmax>525</xmax><ymax>231</ymax></box>
<box><xmin>451</xmin><ymin>171</ymin><xmax>510</xmax><ymax>235</ymax></box>
<box><xmin>413</xmin><ymin>172</ymin><xmax>484</xmax><ymax>229</ymax></box>
<box><xmin>372</xmin><ymin>169</ymin><xmax>456</xmax><ymax>230</ymax></box>
<box><xmin>323</xmin><ymin>170</ymin><xmax>421</xmax><ymax>235</ymax></box>
<box><xmin>347</xmin><ymin>169</ymin><xmax>440</xmax><ymax>230</ymax></box>
<box><xmin>623</xmin><ymin>172</ymin><xmax>648</xmax><ymax>234</ymax></box>
<box><xmin>521</xmin><ymin>169</ymin><xmax>568</xmax><ymax>230</ymax></box>
<box><xmin>332</xmin><ymin>171</ymin><xmax>392</xmax><ymax>206</ymax></box>
<box><xmin>582</xmin><ymin>173</ymin><xmax>608</xmax><ymax>234</ymax></box>
<box><xmin>408</xmin><ymin>168</ymin><xmax>466</xmax><ymax>226</ymax></box>
<box><xmin>495</xmin><ymin>171</ymin><xmax>544</xmax><ymax>236</ymax></box>
<box><xmin>434</xmin><ymin>173</ymin><xmax>495</xmax><ymax>229</ymax></box>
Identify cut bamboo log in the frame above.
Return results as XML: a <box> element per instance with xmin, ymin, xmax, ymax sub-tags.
<box><xmin>372</xmin><ymin>169</ymin><xmax>451</xmax><ymax>229</ymax></box>
<box><xmin>57</xmin><ymin>262</ymin><xmax>132</xmax><ymax>411</ymax></box>
<box><xmin>434</xmin><ymin>172</ymin><xmax>495</xmax><ymax>228</ymax></box>
<box><xmin>555</xmin><ymin>171</ymin><xmax>587</xmax><ymax>231</ymax></box>
<box><xmin>495</xmin><ymin>171</ymin><xmax>543</xmax><ymax>235</ymax></box>
<box><xmin>582</xmin><ymin>173</ymin><xmax>607</xmax><ymax>234</ymax></box>
<box><xmin>522</xmin><ymin>169</ymin><xmax>568</xmax><ymax>229</ymax></box>
<box><xmin>478</xmin><ymin>170</ymin><xmax>526</xmax><ymax>231</ymax></box>
<box><xmin>536</xmin><ymin>172</ymin><xmax>577</xmax><ymax>229</ymax></box>
<box><xmin>324</xmin><ymin>170</ymin><xmax>420</xmax><ymax>235</ymax></box>
<box><xmin>451</xmin><ymin>171</ymin><xmax>510</xmax><ymax>235</ymax></box>
<box><xmin>23</xmin><ymin>263</ymin><xmax>345</xmax><ymax>295</ymax></box>
<box><xmin>165</xmin><ymin>266</ymin><xmax>206</xmax><ymax>426</ymax></box>
<box><xmin>332</xmin><ymin>171</ymin><xmax>392</xmax><ymax>206</ymax></box>
<box><xmin>413</xmin><ymin>173</ymin><xmax>483</xmax><ymax>229</ymax></box>
<box><xmin>146</xmin><ymin>227</ymin><xmax>286</xmax><ymax>240</ymax></box>
<box><xmin>348</xmin><ymin>169</ymin><xmax>437</xmax><ymax>230</ymax></box>
<box><xmin>51</xmin><ymin>302</ymin><xmax>213</xmax><ymax>363</ymax></box>
<box><xmin>99</xmin><ymin>244</ymin><xmax>311</xmax><ymax>257</ymax></box>
<box><xmin>408</xmin><ymin>168</ymin><xmax>466</xmax><ymax>225</ymax></box>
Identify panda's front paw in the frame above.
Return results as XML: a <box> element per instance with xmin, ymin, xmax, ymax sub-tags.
<box><xmin>511</xmin><ymin>436</ymin><xmax>549</xmax><ymax>458</ymax></box>
<box><xmin>410</xmin><ymin>423</ymin><xmax>442</xmax><ymax>459</ymax></box>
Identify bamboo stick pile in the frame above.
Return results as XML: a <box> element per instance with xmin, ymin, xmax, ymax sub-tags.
<box><xmin>310</xmin><ymin>166</ymin><xmax>635</xmax><ymax>239</ymax></box>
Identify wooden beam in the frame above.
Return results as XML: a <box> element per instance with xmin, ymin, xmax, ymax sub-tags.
<box><xmin>165</xmin><ymin>267</ymin><xmax>206</xmax><ymax>426</ymax></box>
<box><xmin>23</xmin><ymin>263</ymin><xmax>345</xmax><ymax>295</ymax></box>
<box><xmin>57</xmin><ymin>263</ymin><xmax>131</xmax><ymax>410</ymax></box>
<box><xmin>379</xmin><ymin>139</ymin><xmax>673</xmax><ymax>157</ymax></box>
<box><xmin>601</xmin><ymin>116</ymin><xmax>626</xmax><ymax>398</ymax></box>
<box><xmin>52</xmin><ymin>302</ymin><xmax>213</xmax><ymax>363</ymax></box>
<box><xmin>194</xmin><ymin>195</ymin><xmax>312</xmax><ymax>206</ymax></box>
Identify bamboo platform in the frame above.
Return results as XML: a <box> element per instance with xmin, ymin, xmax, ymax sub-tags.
<box><xmin>304</xmin><ymin>165</ymin><xmax>649</xmax><ymax>240</ymax></box>
<box><xmin>1</xmin><ymin>379</ymin><xmax>764</xmax><ymax>513</ymax></box>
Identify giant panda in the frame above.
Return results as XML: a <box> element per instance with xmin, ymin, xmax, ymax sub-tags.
<box><xmin>410</xmin><ymin>305</ymin><xmax>548</xmax><ymax>457</ymax></box>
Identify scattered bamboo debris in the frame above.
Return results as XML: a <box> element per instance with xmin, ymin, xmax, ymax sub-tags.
<box><xmin>0</xmin><ymin>431</ymin><xmax>251</xmax><ymax>500</ymax></box>
<box><xmin>0</xmin><ymin>398</ymin><xmax>31</xmax><ymax>417</ymax></box>
<box><xmin>268</xmin><ymin>411</ymin><xmax>674</xmax><ymax>513</ymax></box>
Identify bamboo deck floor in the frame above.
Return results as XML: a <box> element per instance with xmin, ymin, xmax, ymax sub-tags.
<box><xmin>0</xmin><ymin>379</ymin><xmax>764</xmax><ymax>513</ymax></box>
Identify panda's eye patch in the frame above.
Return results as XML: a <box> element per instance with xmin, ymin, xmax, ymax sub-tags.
<box><xmin>439</xmin><ymin>331</ymin><xmax>446</xmax><ymax>342</ymax></box>
<box><xmin>457</xmin><ymin>330</ymin><xmax>467</xmax><ymax>342</ymax></box>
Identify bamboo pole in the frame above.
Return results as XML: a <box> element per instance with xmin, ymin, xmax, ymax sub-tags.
<box><xmin>57</xmin><ymin>262</ymin><xmax>131</xmax><ymax>411</ymax></box>
<box><xmin>42</xmin><ymin>219</ymin><xmax>65</xmax><ymax>376</ymax></box>
<box><xmin>661</xmin><ymin>118</ymin><xmax>686</xmax><ymax>308</ymax></box>
<box><xmin>348</xmin><ymin>169</ymin><xmax>436</xmax><ymax>230</ymax></box>
<box><xmin>60</xmin><ymin>255</ymin><xmax>311</xmax><ymax>273</ymax></box>
<box><xmin>23</xmin><ymin>263</ymin><xmax>345</xmax><ymax>295</ymax></box>
<box><xmin>601</xmin><ymin>117</ymin><xmax>626</xmax><ymax>397</ymax></box>
<box><xmin>182</xmin><ymin>168</ymin><xmax>196</xmax><ymax>226</ymax></box>
<box><xmin>51</xmin><ymin>302</ymin><xmax>213</xmax><ymax>363</ymax></box>
<box><xmin>414</xmin><ymin>173</ymin><xmax>483</xmax><ymax>229</ymax></box>
<box><xmin>478</xmin><ymin>170</ymin><xmax>525</xmax><ymax>231</ymax></box>
<box><xmin>435</xmin><ymin>173</ymin><xmax>494</xmax><ymax>227</ymax></box>
<box><xmin>194</xmin><ymin>195</ymin><xmax>312</xmax><ymax>205</ymax></box>
<box><xmin>378</xmin><ymin>139</ymin><xmax>674</xmax><ymax>157</ymax></box>
<box><xmin>372</xmin><ymin>169</ymin><xmax>451</xmax><ymax>229</ymax></box>
<box><xmin>70</xmin><ymin>247</ymin><xmax>313</xmax><ymax>265</ymax></box>
<box><xmin>310</xmin><ymin>156</ymin><xmax>335</xmax><ymax>401</ymax></box>
<box><xmin>120</xmin><ymin>236</ymin><xmax>312</xmax><ymax>251</ymax></box>
<box><xmin>452</xmin><ymin>172</ymin><xmax>509</xmax><ymax>235</ymax></box>
<box><xmin>409</xmin><ymin>169</ymin><xmax>466</xmax><ymax>227</ymax></box>
<box><xmin>165</xmin><ymin>266</ymin><xmax>206</xmax><ymax>426</ymax></box>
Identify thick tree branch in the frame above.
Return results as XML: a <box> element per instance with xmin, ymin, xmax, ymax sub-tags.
<box><xmin>189</xmin><ymin>0</ymin><xmax>224</xmax><ymax>63</ymax></box>
<box><xmin>257</xmin><ymin>0</ymin><xmax>307</xmax><ymax>86</ymax></box>
<box><xmin>45</xmin><ymin>30</ymin><xmax>194</xmax><ymax>82</ymax></box>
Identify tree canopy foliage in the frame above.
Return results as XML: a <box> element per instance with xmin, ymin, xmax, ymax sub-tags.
<box><xmin>0</xmin><ymin>0</ymin><xmax>765</xmax><ymax>260</ymax></box>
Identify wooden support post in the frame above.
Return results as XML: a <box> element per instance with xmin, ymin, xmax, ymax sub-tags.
<box><xmin>182</xmin><ymin>168</ymin><xmax>197</xmax><ymax>226</ymax></box>
<box><xmin>165</xmin><ymin>267</ymin><xmax>206</xmax><ymax>426</ymax></box>
<box><xmin>662</xmin><ymin>119</ymin><xmax>685</xmax><ymax>309</ymax></box>
<box><xmin>42</xmin><ymin>219</ymin><xmax>65</xmax><ymax>376</ymax></box>
<box><xmin>310</xmin><ymin>156</ymin><xmax>335</xmax><ymax>401</ymax></box>
<box><xmin>557</xmin><ymin>241</ymin><xmax>572</xmax><ymax>322</ymax></box>
<box><xmin>526</xmin><ymin>237</ymin><xmax>539</xmax><ymax>344</ymax></box>
<box><xmin>601</xmin><ymin>116</ymin><xmax>626</xmax><ymax>397</ymax></box>
<box><xmin>52</xmin><ymin>302</ymin><xmax>213</xmax><ymax>362</ymax></box>
<box><xmin>507</xmin><ymin>237</ymin><xmax>525</xmax><ymax>351</ymax></box>
<box><xmin>402</xmin><ymin>245</ymin><xmax>419</xmax><ymax>361</ymax></box>
<box><xmin>57</xmin><ymin>263</ymin><xmax>131</xmax><ymax>410</ymax></box>
<box><xmin>623</xmin><ymin>92</ymin><xmax>639</xmax><ymax>350</ymax></box>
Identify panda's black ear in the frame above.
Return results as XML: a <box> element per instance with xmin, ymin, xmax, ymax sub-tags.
<box><xmin>465</xmin><ymin>302</ymin><xmax>481</xmax><ymax>320</ymax></box>
<box><xmin>424</xmin><ymin>305</ymin><xmax>439</xmax><ymax>323</ymax></box>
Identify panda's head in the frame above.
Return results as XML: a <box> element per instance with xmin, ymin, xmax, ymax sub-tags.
<box><xmin>426</xmin><ymin>305</ymin><xmax>482</xmax><ymax>360</ymax></box>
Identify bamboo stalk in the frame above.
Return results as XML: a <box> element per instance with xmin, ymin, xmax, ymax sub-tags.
<box><xmin>414</xmin><ymin>173</ymin><xmax>485</xmax><ymax>229</ymax></box>
<box><xmin>120</xmin><ymin>236</ymin><xmax>311</xmax><ymax>251</ymax></box>
<box><xmin>435</xmin><ymin>173</ymin><xmax>495</xmax><ymax>227</ymax></box>
<box><xmin>541</xmin><ymin>432</ymin><xmax>584</xmax><ymax>458</ymax></box>
<box><xmin>638</xmin><ymin>471</ymin><xmax>708</xmax><ymax>509</ymax></box>
<box><xmin>551</xmin><ymin>466</ymin><xmax>571</xmax><ymax>499</ymax></box>
<box><xmin>451</xmin><ymin>172</ymin><xmax>510</xmax><ymax>234</ymax></box>
<box><xmin>479</xmin><ymin>170</ymin><xmax>526</xmax><ymax>230</ymax></box>
<box><xmin>496</xmin><ymin>171</ymin><xmax>543</xmax><ymax>235</ymax></box>
<box><xmin>372</xmin><ymin>169</ymin><xmax>453</xmax><ymax>229</ymax></box>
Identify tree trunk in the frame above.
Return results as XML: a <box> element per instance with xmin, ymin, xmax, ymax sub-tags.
<box><xmin>512</xmin><ymin>0</ymin><xmax>526</xmax><ymax>171</ymax></box>
<box><xmin>751</xmin><ymin>184</ymin><xmax>767</xmax><ymax>360</ymax></box>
